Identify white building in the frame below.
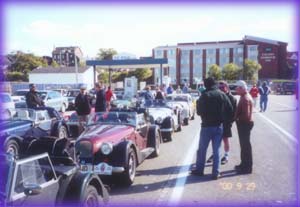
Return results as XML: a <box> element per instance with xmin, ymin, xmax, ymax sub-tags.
<box><xmin>113</xmin><ymin>52</ymin><xmax>137</xmax><ymax>60</ymax></box>
<box><xmin>29</xmin><ymin>66</ymin><xmax>97</xmax><ymax>89</ymax></box>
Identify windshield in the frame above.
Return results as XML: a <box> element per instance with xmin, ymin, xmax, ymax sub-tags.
<box><xmin>66</xmin><ymin>90</ymin><xmax>80</xmax><ymax>97</ymax></box>
<box><xmin>144</xmin><ymin>99</ymin><xmax>170</xmax><ymax>108</ymax></box>
<box><xmin>12</xmin><ymin>91</ymin><xmax>28</xmax><ymax>96</ymax></box>
<box><xmin>87</xmin><ymin>112</ymin><xmax>136</xmax><ymax>126</ymax></box>
<box><xmin>166</xmin><ymin>95</ymin><xmax>188</xmax><ymax>102</ymax></box>
<box><xmin>0</xmin><ymin>154</ymin><xmax>14</xmax><ymax>194</ymax></box>
<box><xmin>1</xmin><ymin>108</ymin><xmax>37</xmax><ymax>121</ymax></box>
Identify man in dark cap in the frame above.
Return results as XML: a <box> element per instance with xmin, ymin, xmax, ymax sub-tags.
<box><xmin>75</xmin><ymin>84</ymin><xmax>91</xmax><ymax>129</ymax></box>
<box><xmin>191</xmin><ymin>77</ymin><xmax>233</xmax><ymax>180</ymax></box>
<box><xmin>25</xmin><ymin>83</ymin><xmax>44</xmax><ymax>108</ymax></box>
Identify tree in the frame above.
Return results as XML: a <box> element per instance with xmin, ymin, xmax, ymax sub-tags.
<box><xmin>222</xmin><ymin>63</ymin><xmax>241</xmax><ymax>80</ymax></box>
<box><xmin>97</xmin><ymin>70</ymin><xmax>109</xmax><ymax>84</ymax></box>
<box><xmin>96</xmin><ymin>48</ymin><xmax>117</xmax><ymax>60</ymax></box>
<box><xmin>7</xmin><ymin>52</ymin><xmax>48</xmax><ymax>73</ymax></box>
<box><xmin>208</xmin><ymin>64</ymin><xmax>222</xmax><ymax>80</ymax></box>
<box><xmin>51</xmin><ymin>60</ymin><xmax>59</xmax><ymax>67</ymax></box>
<box><xmin>6</xmin><ymin>71</ymin><xmax>28</xmax><ymax>81</ymax></box>
<box><xmin>243</xmin><ymin>59</ymin><xmax>262</xmax><ymax>81</ymax></box>
<box><xmin>129</xmin><ymin>68</ymin><xmax>152</xmax><ymax>82</ymax></box>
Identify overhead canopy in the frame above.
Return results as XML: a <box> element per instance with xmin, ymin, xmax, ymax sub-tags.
<box><xmin>86</xmin><ymin>58</ymin><xmax>168</xmax><ymax>69</ymax></box>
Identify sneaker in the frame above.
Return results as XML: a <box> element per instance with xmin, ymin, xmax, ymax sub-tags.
<box><xmin>206</xmin><ymin>155</ymin><xmax>213</xmax><ymax>163</ymax></box>
<box><xmin>236</xmin><ymin>168</ymin><xmax>252</xmax><ymax>174</ymax></box>
<box><xmin>221</xmin><ymin>156</ymin><xmax>228</xmax><ymax>165</ymax></box>
<box><xmin>212</xmin><ymin>173</ymin><xmax>221</xmax><ymax>180</ymax></box>
<box><xmin>190</xmin><ymin>169</ymin><xmax>204</xmax><ymax>176</ymax></box>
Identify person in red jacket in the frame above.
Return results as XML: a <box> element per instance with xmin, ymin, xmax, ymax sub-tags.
<box><xmin>249</xmin><ymin>84</ymin><xmax>259</xmax><ymax>109</ymax></box>
<box><xmin>105</xmin><ymin>86</ymin><xmax>113</xmax><ymax>111</ymax></box>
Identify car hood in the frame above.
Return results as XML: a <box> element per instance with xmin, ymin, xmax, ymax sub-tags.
<box><xmin>148</xmin><ymin>108</ymin><xmax>172</xmax><ymax>120</ymax></box>
<box><xmin>0</xmin><ymin>120</ymin><xmax>32</xmax><ymax>137</ymax></box>
<box><xmin>78</xmin><ymin>124</ymin><xmax>135</xmax><ymax>153</ymax></box>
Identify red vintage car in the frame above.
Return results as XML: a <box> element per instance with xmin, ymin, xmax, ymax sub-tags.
<box><xmin>75</xmin><ymin>109</ymin><xmax>161</xmax><ymax>186</ymax></box>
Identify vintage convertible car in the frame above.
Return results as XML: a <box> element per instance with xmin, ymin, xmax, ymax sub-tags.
<box><xmin>144</xmin><ymin>100</ymin><xmax>181</xmax><ymax>142</ymax></box>
<box><xmin>75</xmin><ymin>109</ymin><xmax>161</xmax><ymax>186</ymax></box>
<box><xmin>1</xmin><ymin>141</ymin><xmax>109</xmax><ymax>207</ymax></box>
<box><xmin>166</xmin><ymin>94</ymin><xmax>196</xmax><ymax>125</ymax></box>
<box><xmin>0</xmin><ymin>107</ymin><xmax>70</xmax><ymax>157</ymax></box>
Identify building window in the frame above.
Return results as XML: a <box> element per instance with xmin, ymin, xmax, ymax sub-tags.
<box><xmin>194</xmin><ymin>49</ymin><xmax>202</xmax><ymax>56</ymax></box>
<box><xmin>220</xmin><ymin>48</ymin><xmax>229</xmax><ymax>54</ymax></box>
<box><xmin>181</xmin><ymin>50</ymin><xmax>190</xmax><ymax>56</ymax></box>
<box><xmin>207</xmin><ymin>49</ymin><xmax>216</xmax><ymax>55</ymax></box>
<box><xmin>155</xmin><ymin>50</ymin><xmax>163</xmax><ymax>57</ymax></box>
<box><xmin>168</xmin><ymin>49</ymin><xmax>175</xmax><ymax>56</ymax></box>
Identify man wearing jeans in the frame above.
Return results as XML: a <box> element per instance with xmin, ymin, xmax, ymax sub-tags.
<box><xmin>191</xmin><ymin>77</ymin><xmax>233</xmax><ymax>180</ymax></box>
<box><xmin>235</xmin><ymin>80</ymin><xmax>254</xmax><ymax>174</ymax></box>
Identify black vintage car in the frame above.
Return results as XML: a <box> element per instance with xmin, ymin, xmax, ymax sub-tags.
<box><xmin>0</xmin><ymin>107</ymin><xmax>70</xmax><ymax>157</ymax></box>
<box><xmin>0</xmin><ymin>141</ymin><xmax>109</xmax><ymax>207</ymax></box>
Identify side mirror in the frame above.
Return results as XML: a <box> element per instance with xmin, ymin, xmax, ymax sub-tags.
<box><xmin>24</xmin><ymin>184</ymin><xmax>42</xmax><ymax>196</ymax></box>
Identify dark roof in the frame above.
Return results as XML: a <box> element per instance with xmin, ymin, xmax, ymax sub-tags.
<box><xmin>30</xmin><ymin>66</ymin><xmax>91</xmax><ymax>74</ymax></box>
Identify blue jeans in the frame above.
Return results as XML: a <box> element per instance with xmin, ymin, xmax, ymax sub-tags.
<box><xmin>195</xmin><ymin>125</ymin><xmax>223</xmax><ymax>176</ymax></box>
<box><xmin>260</xmin><ymin>95</ymin><xmax>268</xmax><ymax>111</ymax></box>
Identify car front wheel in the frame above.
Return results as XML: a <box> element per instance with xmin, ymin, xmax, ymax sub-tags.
<box><xmin>120</xmin><ymin>148</ymin><xmax>137</xmax><ymax>186</ymax></box>
<box><xmin>82</xmin><ymin>185</ymin><xmax>101</xmax><ymax>207</ymax></box>
<box><xmin>184</xmin><ymin>117</ymin><xmax>189</xmax><ymax>125</ymax></box>
<box><xmin>5</xmin><ymin>139</ymin><xmax>20</xmax><ymax>157</ymax></box>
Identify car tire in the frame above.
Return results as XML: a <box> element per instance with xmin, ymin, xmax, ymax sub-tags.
<box><xmin>184</xmin><ymin>117</ymin><xmax>189</xmax><ymax>125</ymax></box>
<box><xmin>5</xmin><ymin>139</ymin><xmax>20</xmax><ymax>157</ymax></box>
<box><xmin>82</xmin><ymin>185</ymin><xmax>101</xmax><ymax>207</ymax></box>
<box><xmin>148</xmin><ymin>129</ymin><xmax>160</xmax><ymax>158</ymax></box>
<box><xmin>120</xmin><ymin>148</ymin><xmax>137</xmax><ymax>186</ymax></box>
<box><xmin>58</xmin><ymin>126</ymin><xmax>68</xmax><ymax>139</ymax></box>
<box><xmin>164</xmin><ymin>131</ymin><xmax>173</xmax><ymax>142</ymax></box>
<box><xmin>176</xmin><ymin>114</ymin><xmax>182</xmax><ymax>132</ymax></box>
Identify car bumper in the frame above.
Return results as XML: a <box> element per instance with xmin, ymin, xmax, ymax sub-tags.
<box><xmin>160</xmin><ymin>128</ymin><xmax>173</xmax><ymax>132</ymax></box>
<box><xmin>80</xmin><ymin>162</ymin><xmax>125</xmax><ymax>175</ymax></box>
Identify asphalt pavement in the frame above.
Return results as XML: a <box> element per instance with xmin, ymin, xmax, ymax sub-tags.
<box><xmin>107</xmin><ymin>94</ymin><xmax>299</xmax><ymax>207</ymax></box>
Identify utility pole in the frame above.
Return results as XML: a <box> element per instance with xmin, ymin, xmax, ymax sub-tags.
<box><xmin>75</xmin><ymin>55</ymin><xmax>78</xmax><ymax>85</ymax></box>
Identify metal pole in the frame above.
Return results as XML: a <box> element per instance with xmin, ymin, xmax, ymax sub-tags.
<box><xmin>93</xmin><ymin>65</ymin><xmax>96</xmax><ymax>85</ymax></box>
<box><xmin>160</xmin><ymin>63</ymin><xmax>163</xmax><ymax>86</ymax></box>
<box><xmin>75</xmin><ymin>55</ymin><xmax>78</xmax><ymax>85</ymax></box>
<box><xmin>109</xmin><ymin>68</ymin><xmax>112</xmax><ymax>86</ymax></box>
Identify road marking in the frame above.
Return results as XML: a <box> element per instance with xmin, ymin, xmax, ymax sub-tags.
<box><xmin>168</xmin><ymin>129</ymin><xmax>200</xmax><ymax>205</ymax></box>
<box><xmin>257</xmin><ymin>113</ymin><xmax>297</xmax><ymax>144</ymax></box>
<box><xmin>273</xmin><ymin>101</ymin><xmax>296</xmax><ymax>109</ymax></box>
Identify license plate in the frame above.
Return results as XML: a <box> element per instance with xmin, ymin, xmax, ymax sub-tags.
<box><xmin>80</xmin><ymin>163</ymin><xmax>112</xmax><ymax>175</ymax></box>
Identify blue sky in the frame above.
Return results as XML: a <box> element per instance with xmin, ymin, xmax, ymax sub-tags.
<box><xmin>3</xmin><ymin>3</ymin><xmax>297</xmax><ymax>58</ymax></box>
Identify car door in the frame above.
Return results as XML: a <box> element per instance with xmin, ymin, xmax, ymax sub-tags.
<box><xmin>135</xmin><ymin>114</ymin><xmax>148</xmax><ymax>149</ymax></box>
<box><xmin>8</xmin><ymin>154</ymin><xmax>59</xmax><ymax>206</ymax></box>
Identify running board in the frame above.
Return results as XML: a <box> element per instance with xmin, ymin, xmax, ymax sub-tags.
<box><xmin>140</xmin><ymin>147</ymin><xmax>154</xmax><ymax>160</ymax></box>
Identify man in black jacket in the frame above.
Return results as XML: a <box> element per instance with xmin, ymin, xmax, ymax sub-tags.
<box><xmin>94</xmin><ymin>83</ymin><xmax>106</xmax><ymax>112</ymax></box>
<box><xmin>26</xmin><ymin>84</ymin><xmax>44</xmax><ymax>108</ymax></box>
<box><xmin>75</xmin><ymin>85</ymin><xmax>91</xmax><ymax>127</ymax></box>
<box><xmin>191</xmin><ymin>77</ymin><xmax>233</xmax><ymax>180</ymax></box>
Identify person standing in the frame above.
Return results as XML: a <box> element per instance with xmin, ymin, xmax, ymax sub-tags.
<box><xmin>75</xmin><ymin>85</ymin><xmax>91</xmax><ymax>127</ymax></box>
<box><xmin>167</xmin><ymin>84</ymin><xmax>174</xmax><ymax>95</ymax></box>
<box><xmin>176</xmin><ymin>85</ymin><xmax>182</xmax><ymax>94</ymax></box>
<box><xmin>95</xmin><ymin>83</ymin><xmax>106</xmax><ymax>112</ymax></box>
<box><xmin>207</xmin><ymin>81</ymin><xmax>237</xmax><ymax>165</ymax></box>
<box><xmin>191</xmin><ymin>77</ymin><xmax>233</xmax><ymax>180</ymax></box>
<box><xmin>259</xmin><ymin>81</ymin><xmax>271</xmax><ymax>112</ymax></box>
<box><xmin>26</xmin><ymin>83</ymin><xmax>44</xmax><ymax>108</ymax></box>
<box><xmin>249</xmin><ymin>84</ymin><xmax>259</xmax><ymax>109</ymax></box>
<box><xmin>155</xmin><ymin>88</ymin><xmax>164</xmax><ymax>100</ymax></box>
<box><xmin>105</xmin><ymin>86</ymin><xmax>113</xmax><ymax>111</ymax></box>
<box><xmin>235</xmin><ymin>80</ymin><xmax>254</xmax><ymax>174</ymax></box>
<box><xmin>144</xmin><ymin>86</ymin><xmax>154</xmax><ymax>101</ymax></box>
<box><xmin>198</xmin><ymin>83</ymin><xmax>205</xmax><ymax>95</ymax></box>
<box><xmin>182</xmin><ymin>83</ymin><xmax>189</xmax><ymax>94</ymax></box>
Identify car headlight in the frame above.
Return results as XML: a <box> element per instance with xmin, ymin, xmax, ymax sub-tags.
<box><xmin>156</xmin><ymin>117</ymin><xmax>163</xmax><ymax>124</ymax></box>
<box><xmin>101</xmin><ymin>142</ymin><xmax>113</xmax><ymax>155</ymax></box>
